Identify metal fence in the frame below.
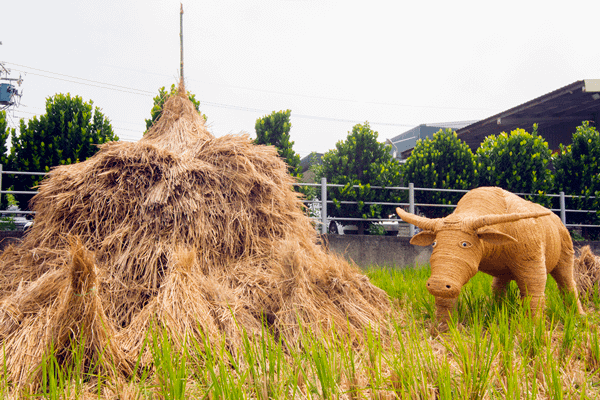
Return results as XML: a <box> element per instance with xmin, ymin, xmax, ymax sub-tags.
<box><xmin>297</xmin><ymin>178</ymin><xmax>599</xmax><ymax>235</ymax></box>
<box><xmin>0</xmin><ymin>168</ymin><xmax>597</xmax><ymax>235</ymax></box>
<box><xmin>0</xmin><ymin>165</ymin><xmax>47</xmax><ymax>215</ymax></box>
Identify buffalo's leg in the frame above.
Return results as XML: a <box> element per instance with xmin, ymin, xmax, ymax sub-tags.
<box><xmin>491</xmin><ymin>274</ymin><xmax>513</xmax><ymax>297</ymax></box>
<box><xmin>514</xmin><ymin>266</ymin><xmax>547</xmax><ymax>317</ymax></box>
<box><xmin>550</xmin><ymin>259</ymin><xmax>585</xmax><ymax>315</ymax></box>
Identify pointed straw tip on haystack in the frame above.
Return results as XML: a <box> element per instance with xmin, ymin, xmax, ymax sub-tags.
<box><xmin>178</xmin><ymin>76</ymin><xmax>186</xmax><ymax>97</ymax></box>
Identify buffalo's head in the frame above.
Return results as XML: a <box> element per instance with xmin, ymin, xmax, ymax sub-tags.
<box><xmin>396</xmin><ymin>208</ymin><xmax>550</xmax><ymax>299</ymax></box>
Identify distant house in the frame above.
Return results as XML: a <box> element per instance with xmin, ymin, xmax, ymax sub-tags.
<box><xmin>388</xmin><ymin>121</ymin><xmax>477</xmax><ymax>160</ymax></box>
<box><xmin>299</xmin><ymin>152</ymin><xmax>323</xmax><ymax>183</ymax></box>
<box><xmin>455</xmin><ymin>80</ymin><xmax>600</xmax><ymax>152</ymax></box>
<box><xmin>396</xmin><ymin>80</ymin><xmax>600</xmax><ymax>159</ymax></box>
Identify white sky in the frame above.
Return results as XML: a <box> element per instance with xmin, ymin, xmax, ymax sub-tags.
<box><xmin>1</xmin><ymin>0</ymin><xmax>599</xmax><ymax>158</ymax></box>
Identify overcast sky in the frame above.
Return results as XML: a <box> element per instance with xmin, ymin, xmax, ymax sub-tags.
<box><xmin>2</xmin><ymin>0</ymin><xmax>599</xmax><ymax>158</ymax></box>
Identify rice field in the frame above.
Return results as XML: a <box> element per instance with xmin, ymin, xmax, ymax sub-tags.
<box><xmin>5</xmin><ymin>263</ymin><xmax>600</xmax><ymax>399</ymax></box>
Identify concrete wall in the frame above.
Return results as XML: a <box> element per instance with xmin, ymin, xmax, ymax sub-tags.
<box><xmin>1</xmin><ymin>230</ymin><xmax>598</xmax><ymax>269</ymax></box>
<box><xmin>323</xmin><ymin>235</ymin><xmax>432</xmax><ymax>268</ymax></box>
<box><xmin>323</xmin><ymin>234</ymin><xmax>600</xmax><ymax>268</ymax></box>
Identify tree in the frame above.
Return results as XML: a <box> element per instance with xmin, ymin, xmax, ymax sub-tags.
<box><xmin>0</xmin><ymin>111</ymin><xmax>14</xmax><ymax>209</ymax></box>
<box><xmin>476</xmin><ymin>124</ymin><xmax>553</xmax><ymax>205</ymax></box>
<box><xmin>403</xmin><ymin>129</ymin><xmax>478</xmax><ymax>218</ymax></box>
<box><xmin>319</xmin><ymin>122</ymin><xmax>403</xmax><ymax>234</ymax></box>
<box><xmin>554</xmin><ymin>121</ymin><xmax>600</xmax><ymax>238</ymax></box>
<box><xmin>0</xmin><ymin>111</ymin><xmax>11</xmax><ymax>164</ymax></box>
<box><xmin>7</xmin><ymin>93</ymin><xmax>118</xmax><ymax>209</ymax></box>
<box><xmin>145</xmin><ymin>84</ymin><xmax>206</xmax><ymax>132</ymax></box>
<box><xmin>254</xmin><ymin>110</ymin><xmax>301</xmax><ymax>177</ymax></box>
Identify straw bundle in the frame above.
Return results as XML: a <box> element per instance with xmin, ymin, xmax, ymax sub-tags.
<box><xmin>0</xmin><ymin>84</ymin><xmax>390</xmax><ymax>386</ymax></box>
<box><xmin>574</xmin><ymin>245</ymin><xmax>600</xmax><ymax>298</ymax></box>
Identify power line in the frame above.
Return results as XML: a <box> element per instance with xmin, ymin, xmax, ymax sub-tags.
<box><xmin>6</xmin><ymin>62</ymin><xmax>155</xmax><ymax>95</ymax></box>
<box><xmin>4</xmin><ymin>61</ymin><xmax>472</xmax><ymax>129</ymax></box>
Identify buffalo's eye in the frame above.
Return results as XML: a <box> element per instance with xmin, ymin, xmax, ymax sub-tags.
<box><xmin>460</xmin><ymin>241</ymin><xmax>472</xmax><ymax>248</ymax></box>
<box><xmin>432</xmin><ymin>240</ymin><xmax>437</xmax><ymax>247</ymax></box>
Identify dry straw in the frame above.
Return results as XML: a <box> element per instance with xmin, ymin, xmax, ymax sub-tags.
<box><xmin>0</xmin><ymin>82</ymin><xmax>390</xmax><ymax>387</ymax></box>
<box><xmin>574</xmin><ymin>245</ymin><xmax>600</xmax><ymax>298</ymax></box>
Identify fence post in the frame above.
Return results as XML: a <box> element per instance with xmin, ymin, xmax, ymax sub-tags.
<box><xmin>321</xmin><ymin>177</ymin><xmax>327</xmax><ymax>234</ymax></box>
<box><xmin>409</xmin><ymin>182</ymin><xmax>415</xmax><ymax>236</ymax></box>
<box><xmin>559</xmin><ymin>191</ymin><xmax>566</xmax><ymax>226</ymax></box>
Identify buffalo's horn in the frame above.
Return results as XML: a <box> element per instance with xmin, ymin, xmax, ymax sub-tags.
<box><xmin>396</xmin><ymin>207</ymin><xmax>440</xmax><ymax>232</ymax></box>
<box><xmin>468</xmin><ymin>210</ymin><xmax>552</xmax><ymax>231</ymax></box>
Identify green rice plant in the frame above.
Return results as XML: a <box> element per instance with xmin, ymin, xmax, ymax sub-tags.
<box><xmin>560</xmin><ymin>306</ymin><xmax>578</xmax><ymax>361</ymax></box>
<box><xmin>366</xmin><ymin>265</ymin><xmax>433</xmax><ymax>317</ymax></box>
<box><xmin>444</xmin><ymin>321</ymin><xmax>497</xmax><ymax>400</ymax></box>
<box><xmin>0</xmin><ymin>347</ymin><xmax>7</xmax><ymax>400</ymax></box>
<box><xmin>39</xmin><ymin>340</ymin><xmax>83</xmax><ymax>400</ymax></box>
<box><xmin>364</xmin><ymin>323</ymin><xmax>387</xmax><ymax>396</ymax></box>
<box><xmin>585</xmin><ymin>323</ymin><xmax>600</xmax><ymax>373</ymax></box>
<box><xmin>304</xmin><ymin>330</ymin><xmax>342</xmax><ymax>399</ymax></box>
<box><xmin>435</xmin><ymin>359</ymin><xmax>453</xmax><ymax>400</ymax></box>
<box><xmin>150</xmin><ymin>327</ymin><xmax>189</xmax><ymax>400</ymax></box>
<box><xmin>238</xmin><ymin>319</ymin><xmax>290</xmax><ymax>399</ymax></box>
<box><xmin>545</xmin><ymin>343</ymin><xmax>565</xmax><ymax>400</ymax></box>
<box><xmin>389</xmin><ymin>311</ymin><xmax>445</xmax><ymax>398</ymax></box>
<box><xmin>193</xmin><ymin>332</ymin><xmax>245</xmax><ymax>400</ymax></box>
<box><xmin>336</xmin><ymin>321</ymin><xmax>361</xmax><ymax>399</ymax></box>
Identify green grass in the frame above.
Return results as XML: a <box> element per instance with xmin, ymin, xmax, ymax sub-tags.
<box><xmin>5</xmin><ymin>264</ymin><xmax>600</xmax><ymax>399</ymax></box>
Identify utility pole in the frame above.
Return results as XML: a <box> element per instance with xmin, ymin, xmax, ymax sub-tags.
<box><xmin>180</xmin><ymin>3</ymin><xmax>184</xmax><ymax>83</ymax></box>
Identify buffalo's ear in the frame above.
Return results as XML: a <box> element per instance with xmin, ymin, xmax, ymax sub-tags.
<box><xmin>410</xmin><ymin>231</ymin><xmax>436</xmax><ymax>246</ymax></box>
<box><xmin>477</xmin><ymin>228</ymin><xmax>517</xmax><ymax>245</ymax></box>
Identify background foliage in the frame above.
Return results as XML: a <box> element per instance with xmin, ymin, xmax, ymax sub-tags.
<box><xmin>6</xmin><ymin>94</ymin><xmax>118</xmax><ymax>209</ymax></box>
<box><xmin>254</xmin><ymin>110</ymin><xmax>301</xmax><ymax>177</ymax></box>
<box><xmin>403</xmin><ymin>129</ymin><xmax>478</xmax><ymax>218</ymax></box>
<box><xmin>318</xmin><ymin>122</ymin><xmax>402</xmax><ymax>234</ymax></box>
<box><xmin>554</xmin><ymin>121</ymin><xmax>600</xmax><ymax>238</ymax></box>
<box><xmin>476</xmin><ymin>124</ymin><xmax>553</xmax><ymax>206</ymax></box>
<box><xmin>0</xmin><ymin>111</ymin><xmax>13</xmax><ymax>209</ymax></box>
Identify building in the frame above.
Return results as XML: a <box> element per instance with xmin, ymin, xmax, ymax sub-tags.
<box><xmin>388</xmin><ymin>121</ymin><xmax>477</xmax><ymax>160</ymax></box>
<box><xmin>455</xmin><ymin>79</ymin><xmax>600</xmax><ymax>152</ymax></box>
<box><xmin>396</xmin><ymin>80</ymin><xmax>600</xmax><ymax>158</ymax></box>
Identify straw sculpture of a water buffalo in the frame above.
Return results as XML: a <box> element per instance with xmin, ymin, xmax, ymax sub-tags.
<box><xmin>396</xmin><ymin>186</ymin><xmax>584</xmax><ymax>327</ymax></box>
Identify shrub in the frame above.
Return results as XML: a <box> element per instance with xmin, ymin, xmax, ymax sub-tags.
<box><xmin>554</xmin><ymin>121</ymin><xmax>600</xmax><ymax>238</ymax></box>
<box><xmin>319</xmin><ymin>122</ymin><xmax>403</xmax><ymax>234</ymax></box>
<box><xmin>476</xmin><ymin>124</ymin><xmax>553</xmax><ymax>205</ymax></box>
<box><xmin>403</xmin><ymin>129</ymin><xmax>478</xmax><ymax>218</ymax></box>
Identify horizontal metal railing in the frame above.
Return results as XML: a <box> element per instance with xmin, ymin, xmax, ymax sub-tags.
<box><xmin>0</xmin><ymin>166</ymin><xmax>597</xmax><ymax>234</ymax></box>
<box><xmin>295</xmin><ymin>179</ymin><xmax>599</xmax><ymax>235</ymax></box>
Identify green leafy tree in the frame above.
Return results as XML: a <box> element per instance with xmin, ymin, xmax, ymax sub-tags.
<box><xmin>403</xmin><ymin>129</ymin><xmax>478</xmax><ymax>218</ymax></box>
<box><xmin>319</xmin><ymin>122</ymin><xmax>403</xmax><ymax>234</ymax></box>
<box><xmin>254</xmin><ymin>110</ymin><xmax>301</xmax><ymax>177</ymax></box>
<box><xmin>554</xmin><ymin>121</ymin><xmax>600</xmax><ymax>238</ymax></box>
<box><xmin>7</xmin><ymin>93</ymin><xmax>118</xmax><ymax>209</ymax></box>
<box><xmin>0</xmin><ymin>111</ymin><xmax>11</xmax><ymax>163</ymax></box>
<box><xmin>145</xmin><ymin>84</ymin><xmax>206</xmax><ymax>132</ymax></box>
<box><xmin>476</xmin><ymin>124</ymin><xmax>553</xmax><ymax>206</ymax></box>
<box><xmin>0</xmin><ymin>111</ymin><xmax>14</xmax><ymax>209</ymax></box>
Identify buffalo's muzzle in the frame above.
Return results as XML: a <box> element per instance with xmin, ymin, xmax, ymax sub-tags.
<box><xmin>426</xmin><ymin>277</ymin><xmax>461</xmax><ymax>298</ymax></box>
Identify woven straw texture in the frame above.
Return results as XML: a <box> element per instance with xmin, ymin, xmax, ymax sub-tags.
<box><xmin>398</xmin><ymin>186</ymin><xmax>583</xmax><ymax>324</ymax></box>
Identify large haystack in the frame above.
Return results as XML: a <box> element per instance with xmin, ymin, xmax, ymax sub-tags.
<box><xmin>0</xmin><ymin>84</ymin><xmax>390</xmax><ymax>386</ymax></box>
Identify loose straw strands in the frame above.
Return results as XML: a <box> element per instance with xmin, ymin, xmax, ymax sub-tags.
<box><xmin>574</xmin><ymin>245</ymin><xmax>600</xmax><ymax>298</ymax></box>
<box><xmin>0</xmin><ymin>84</ymin><xmax>390</xmax><ymax>388</ymax></box>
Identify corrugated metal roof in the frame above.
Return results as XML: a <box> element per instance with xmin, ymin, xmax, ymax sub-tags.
<box><xmin>455</xmin><ymin>80</ymin><xmax>600</xmax><ymax>151</ymax></box>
